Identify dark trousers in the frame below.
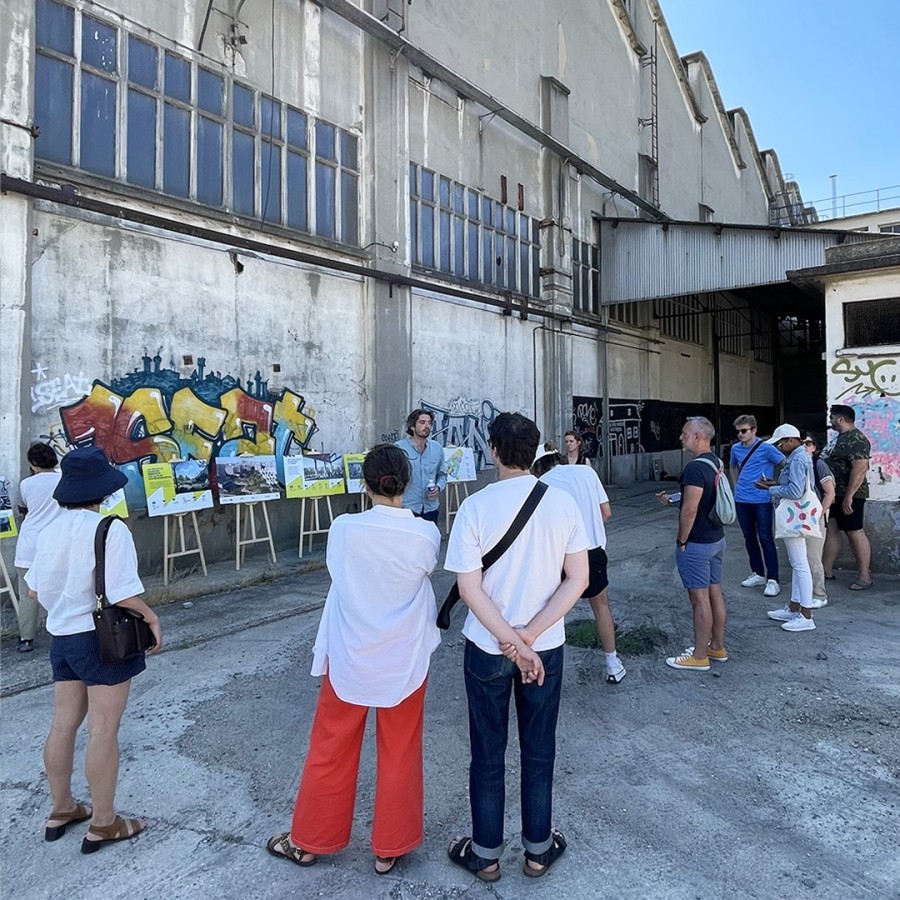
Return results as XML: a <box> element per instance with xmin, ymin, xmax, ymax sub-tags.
<box><xmin>413</xmin><ymin>509</ymin><xmax>439</xmax><ymax>524</ymax></box>
<box><xmin>735</xmin><ymin>501</ymin><xmax>779</xmax><ymax>581</ymax></box>
<box><xmin>463</xmin><ymin>640</ymin><xmax>563</xmax><ymax>859</ymax></box>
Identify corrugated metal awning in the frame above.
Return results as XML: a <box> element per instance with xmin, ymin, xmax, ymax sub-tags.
<box><xmin>598</xmin><ymin>218</ymin><xmax>872</xmax><ymax>304</ymax></box>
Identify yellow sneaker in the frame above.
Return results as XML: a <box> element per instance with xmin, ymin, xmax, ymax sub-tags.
<box><xmin>665</xmin><ymin>651</ymin><xmax>711</xmax><ymax>671</ymax></box>
<box><xmin>687</xmin><ymin>645</ymin><xmax>729</xmax><ymax>662</ymax></box>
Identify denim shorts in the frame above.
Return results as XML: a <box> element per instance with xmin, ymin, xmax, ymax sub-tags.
<box><xmin>50</xmin><ymin>630</ymin><xmax>146</xmax><ymax>686</ymax></box>
<box><xmin>675</xmin><ymin>538</ymin><xmax>726</xmax><ymax>589</ymax></box>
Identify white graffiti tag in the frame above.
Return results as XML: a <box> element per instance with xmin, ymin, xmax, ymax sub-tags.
<box><xmin>31</xmin><ymin>368</ymin><xmax>93</xmax><ymax>413</ymax></box>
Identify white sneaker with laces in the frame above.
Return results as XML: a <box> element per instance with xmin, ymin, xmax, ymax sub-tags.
<box><xmin>606</xmin><ymin>659</ymin><xmax>627</xmax><ymax>684</ymax></box>
<box><xmin>781</xmin><ymin>615</ymin><xmax>816</xmax><ymax>632</ymax></box>
<box><xmin>764</xmin><ymin>580</ymin><xmax>781</xmax><ymax>597</ymax></box>
<box><xmin>741</xmin><ymin>573</ymin><xmax>767</xmax><ymax>588</ymax></box>
<box><xmin>809</xmin><ymin>597</ymin><xmax>828</xmax><ymax>609</ymax></box>
<box><xmin>767</xmin><ymin>605</ymin><xmax>795</xmax><ymax>622</ymax></box>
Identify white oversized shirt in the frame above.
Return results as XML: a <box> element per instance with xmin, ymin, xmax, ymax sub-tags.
<box><xmin>25</xmin><ymin>510</ymin><xmax>145</xmax><ymax>635</ymax></box>
<box><xmin>13</xmin><ymin>471</ymin><xmax>63</xmax><ymax>568</ymax></box>
<box><xmin>444</xmin><ymin>474</ymin><xmax>588</xmax><ymax>654</ymax></box>
<box><xmin>540</xmin><ymin>464</ymin><xmax>610</xmax><ymax>549</ymax></box>
<box><xmin>311</xmin><ymin>505</ymin><xmax>441</xmax><ymax>707</ymax></box>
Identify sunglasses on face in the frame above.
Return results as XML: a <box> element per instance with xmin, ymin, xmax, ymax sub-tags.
<box><xmin>736</xmin><ymin>428</ymin><xmax>752</xmax><ymax>434</ymax></box>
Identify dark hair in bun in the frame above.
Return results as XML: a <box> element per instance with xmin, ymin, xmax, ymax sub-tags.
<box><xmin>27</xmin><ymin>442</ymin><xmax>59</xmax><ymax>470</ymax></box>
<box><xmin>363</xmin><ymin>443</ymin><xmax>411</xmax><ymax>498</ymax></box>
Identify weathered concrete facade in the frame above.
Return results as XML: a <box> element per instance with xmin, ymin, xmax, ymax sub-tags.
<box><xmin>2</xmin><ymin>0</ymin><xmax>815</xmax><ymax>571</ymax></box>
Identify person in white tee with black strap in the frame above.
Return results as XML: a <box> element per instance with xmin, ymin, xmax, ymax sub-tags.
<box><xmin>444</xmin><ymin>413</ymin><xmax>588</xmax><ymax>882</ymax></box>
<box><xmin>268</xmin><ymin>443</ymin><xmax>441</xmax><ymax>877</ymax></box>
<box><xmin>13</xmin><ymin>442</ymin><xmax>64</xmax><ymax>651</ymax></box>
<box><xmin>532</xmin><ymin>442</ymin><xmax>626</xmax><ymax>684</ymax></box>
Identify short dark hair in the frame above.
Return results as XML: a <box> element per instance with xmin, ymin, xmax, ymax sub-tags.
<box><xmin>27</xmin><ymin>442</ymin><xmax>58</xmax><ymax>469</ymax></box>
<box><xmin>405</xmin><ymin>408</ymin><xmax>434</xmax><ymax>435</ymax></box>
<box><xmin>830</xmin><ymin>404</ymin><xmax>856</xmax><ymax>423</ymax></box>
<box><xmin>59</xmin><ymin>498</ymin><xmax>107</xmax><ymax>510</ymax></box>
<box><xmin>363</xmin><ymin>443</ymin><xmax>411</xmax><ymax>498</ymax></box>
<box><xmin>488</xmin><ymin>412</ymin><xmax>540</xmax><ymax>470</ymax></box>
<box><xmin>531</xmin><ymin>442</ymin><xmax>563</xmax><ymax>478</ymax></box>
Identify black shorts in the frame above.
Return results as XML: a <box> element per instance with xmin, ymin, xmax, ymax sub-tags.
<box><xmin>50</xmin><ymin>630</ymin><xmax>146</xmax><ymax>686</ymax></box>
<box><xmin>582</xmin><ymin>546</ymin><xmax>609</xmax><ymax>598</ymax></box>
<box><xmin>832</xmin><ymin>497</ymin><xmax>866</xmax><ymax>532</ymax></box>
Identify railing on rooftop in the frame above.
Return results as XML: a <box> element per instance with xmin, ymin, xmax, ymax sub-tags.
<box><xmin>808</xmin><ymin>185</ymin><xmax>900</xmax><ymax>221</ymax></box>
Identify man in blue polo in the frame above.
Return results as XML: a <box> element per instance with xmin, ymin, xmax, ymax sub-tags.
<box><xmin>729</xmin><ymin>415</ymin><xmax>785</xmax><ymax>597</ymax></box>
<box><xmin>396</xmin><ymin>408</ymin><xmax>448</xmax><ymax>523</ymax></box>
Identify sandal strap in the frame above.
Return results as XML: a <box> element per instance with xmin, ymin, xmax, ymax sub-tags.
<box><xmin>268</xmin><ymin>832</ymin><xmax>312</xmax><ymax>864</ymax></box>
<box><xmin>87</xmin><ymin>816</ymin><xmax>143</xmax><ymax>840</ymax></box>
<box><xmin>48</xmin><ymin>803</ymin><xmax>90</xmax><ymax>823</ymax></box>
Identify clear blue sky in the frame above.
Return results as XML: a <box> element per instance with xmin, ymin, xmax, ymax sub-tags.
<box><xmin>660</xmin><ymin>0</ymin><xmax>900</xmax><ymax>217</ymax></box>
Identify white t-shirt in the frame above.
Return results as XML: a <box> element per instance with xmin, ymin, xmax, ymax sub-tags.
<box><xmin>14</xmin><ymin>471</ymin><xmax>64</xmax><ymax>568</ymax></box>
<box><xmin>444</xmin><ymin>474</ymin><xmax>588</xmax><ymax>654</ymax></box>
<box><xmin>311</xmin><ymin>505</ymin><xmax>441</xmax><ymax>707</ymax></box>
<box><xmin>25</xmin><ymin>510</ymin><xmax>144</xmax><ymax>635</ymax></box>
<box><xmin>540</xmin><ymin>464</ymin><xmax>609</xmax><ymax>549</ymax></box>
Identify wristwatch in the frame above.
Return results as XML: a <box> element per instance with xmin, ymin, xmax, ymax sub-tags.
<box><xmin>676</xmin><ymin>539</ymin><xmax>688</xmax><ymax>547</ymax></box>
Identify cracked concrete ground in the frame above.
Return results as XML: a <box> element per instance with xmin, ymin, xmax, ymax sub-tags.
<box><xmin>2</xmin><ymin>482</ymin><xmax>898</xmax><ymax>899</ymax></box>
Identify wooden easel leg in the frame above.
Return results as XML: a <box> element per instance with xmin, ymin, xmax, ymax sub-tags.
<box><xmin>163</xmin><ymin>515</ymin><xmax>171</xmax><ymax>586</ymax></box>
<box><xmin>0</xmin><ymin>553</ymin><xmax>19</xmax><ymax>617</ymax></box>
<box><xmin>298</xmin><ymin>497</ymin><xmax>306</xmax><ymax>558</ymax></box>
<box><xmin>235</xmin><ymin>504</ymin><xmax>243</xmax><ymax>571</ymax></box>
<box><xmin>261</xmin><ymin>501</ymin><xmax>277</xmax><ymax>563</ymax></box>
<box><xmin>191</xmin><ymin>511</ymin><xmax>208</xmax><ymax>576</ymax></box>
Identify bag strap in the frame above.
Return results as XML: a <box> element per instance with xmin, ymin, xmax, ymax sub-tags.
<box><xmin>737</xmin><ymin>439</ymin><xmax>763</xmax><ymax>475</ymax></box>
<box><xmin>437</xmin><ymin>480</ymin><xmax>548</xmax><ymax>630</ymax></box>
<box><xmin>94</xmin><ymin>515</ymin><xmax>120</xmax><ymax>609</ymax></box>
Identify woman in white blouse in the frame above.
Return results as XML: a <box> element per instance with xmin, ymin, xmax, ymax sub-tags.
<box><xmin>267</xmin><ymin>444</ymin><xmax>441</xmax><ymax>876</ymax></box>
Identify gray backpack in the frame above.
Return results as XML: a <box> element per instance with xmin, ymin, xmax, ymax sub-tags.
<box><xmin>695</xmin><ymin>456</ymin><xmax>737</xmax><ymax>527</ymax></box>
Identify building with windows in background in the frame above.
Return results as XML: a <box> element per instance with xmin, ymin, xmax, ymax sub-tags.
<box><xmin>1</xmin><ymin>0</ymin><xmax>891</xmax><ymax>569</ymax></box>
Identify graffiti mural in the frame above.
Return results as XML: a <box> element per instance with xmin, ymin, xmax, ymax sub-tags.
<box><xmin>831</xmin><ymin>357</ymin><xmax>900</xmax><ymax>494</ymax></box>
<box><xmin>52</xmin><ymin>354</ymin><xmax>319</xmax><ymax>509</ymax></box>
<box><xmin>420</xmin><ymin>397</ymin><xmax>500</xmax><ymax>470</ymax></box>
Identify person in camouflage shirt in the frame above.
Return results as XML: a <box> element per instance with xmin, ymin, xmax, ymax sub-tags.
<box><xmin>821</xmin><ymin>404</ymin><xmax>873</xmax><ymax>590</ymax></box>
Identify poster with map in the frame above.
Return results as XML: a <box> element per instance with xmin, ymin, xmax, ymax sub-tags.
<box><xmin>444</xmin><ymin>446</ymin><xmax>477</xmax><ymax>483</ymax></box>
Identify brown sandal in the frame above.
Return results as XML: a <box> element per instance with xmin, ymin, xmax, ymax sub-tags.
<box><xmin>374</xmin><ymin>855</ymin><xmax>401</xmax><ymax>875</ymax></box>
<box><xmin>266</xmin><ymin>832</ymin><xmax>316</xmax><ymax>867</ymax></box>
<box><xmin>45</xmin><ymin>803</ymin><xmax>92</xmax><ymax>842</ymax></box>
<box><xmin>80</xmin><ymin>816</ymin><xmax>146</xmax><ymax>854</ymax></box>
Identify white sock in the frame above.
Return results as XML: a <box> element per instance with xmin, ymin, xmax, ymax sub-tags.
<box><xmin>606</xmin><ymin>652</ymin><xmax>620</xmax><ymax>669</ymax></box>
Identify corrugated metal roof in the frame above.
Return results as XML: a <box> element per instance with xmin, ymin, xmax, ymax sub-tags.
<box><xmin>599</xmin><ymin>219</ymin><xmax>874</xmax><ymax>304</ymax></box>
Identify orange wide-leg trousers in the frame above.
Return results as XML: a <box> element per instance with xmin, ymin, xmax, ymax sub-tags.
<box><xmin>290</xmin><ymin>674</ymin><xmax>427</xmax><ymax>857</ymax></box>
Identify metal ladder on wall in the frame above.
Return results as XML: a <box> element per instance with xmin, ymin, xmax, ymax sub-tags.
<box><xmin>638</xmin><ymin>24</ymin><xmax>660</xmax><ymax>207</ymax></box>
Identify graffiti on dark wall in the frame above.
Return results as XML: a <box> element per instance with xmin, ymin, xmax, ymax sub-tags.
<box><xmin>52</xmin><ymin>354</ymin><xmax>319</xmax><ymax>508</ymax></box>
<box><xmin>421</xmin><ymin>397</ymin><xmax>500</xmax><ymax>470</ymax></box>
<box><xmin>573</xmin><ymin>395</ymin><xmax>775</xmax><ymax>457</ymax></box>
<box><xmin>831</xmin><ymin>357</ymin><xmax>900</xmax><ymax>488</ymax></box>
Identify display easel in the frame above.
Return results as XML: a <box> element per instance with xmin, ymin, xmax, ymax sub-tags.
<box><xmin>298</xmin><ymin>495</ymin><xmax>334</xmax><ymax>557</ymax></box>
<box><xmin>235</xmin><ymin>501</ymin><xmax>277</xmax><ymax>570</ymax></box>
<box><xmin>163</xmin><ymin>511</ymin><xmax>208</xmax><ymax>585</ymax></box>
<box><xmin>0</xmin><ymin>553</ymin><xmax>18</xmax><ymax>618</ymax></box>
<box><xmin>445</xmin><ymin>482</ymin><xmax>470</xmax><ymax>534</ymax></box>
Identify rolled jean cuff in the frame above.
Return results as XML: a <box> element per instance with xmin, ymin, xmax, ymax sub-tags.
<box><xmin>522</xmin><ymin>834</ymin><xmax>554</xmax><ymax>856</ymax></box>
<box><xmin>470</xmin><ymin>840</ymin><xmax>503</xmax><ymax>861</ymax></box>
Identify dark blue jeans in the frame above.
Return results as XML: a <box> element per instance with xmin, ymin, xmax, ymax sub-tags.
<box><xmin>735</xmin><ymin>501</ymin><xmax>779</xmax><ymax>582</ymax></box>
<box><xmin>463</xmin><ymin>640</ymin><xmax>564</xmax><ymax>859</ymax></box>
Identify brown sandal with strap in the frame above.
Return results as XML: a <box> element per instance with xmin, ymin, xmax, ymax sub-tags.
<box><xmin>80</xmin><ymin>816</ymin><xmax>146</xmax><ymax>854</ymax></box>
<box><xmin>45</xmin><ymin>803</ymin><xmax>92</xmax><ymax>842</ymax></box>
<box><xmin>266</xmin><ymin>832</ymin><xmax>316</xmax><ymax>867</ymax></box>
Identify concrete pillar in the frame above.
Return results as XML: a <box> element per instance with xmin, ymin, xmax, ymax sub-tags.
<box><xmin>0</xmin><ymin>1</ymin><xmax>35</xmax><ymax>513</ymax></box>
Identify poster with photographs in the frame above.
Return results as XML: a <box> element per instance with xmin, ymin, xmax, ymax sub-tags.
<box><xmin>444</xmin><ymin>446</ymin><xmax>477</xmax><ymax>483</ymax></box>
<box><xmin>100</xmin><ymin>488</ymin><xmax>129</xmax><ymax>519</ymax></box>
<box><xmin>0</xmin><ymin>474</ymin><xmax>17</xmax><ymax>538</ymax></box>
<box><xmin>284</xmin><ymin>453</ymin><xmax>346</xmax><ymax>498</ymax></box>
<box><xmin>343</xmin><ymin>453</ymin><xmax>366</xmax><ymax>494</ymax></box>
<box><xmin>143</xmin><ymin>460</ymin><xmax>213</xmax><ymax>517</ymax></box>
<box><xmin>214</xmin><ymin>456</ymin><xmax>281</xmax><ymax>504</ymax></box>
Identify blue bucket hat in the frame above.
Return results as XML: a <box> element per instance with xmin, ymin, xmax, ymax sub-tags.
<box><xmin>53</xmin><ymin>448</ymin><xmax>128</xmax><ymax>504</ymax></box>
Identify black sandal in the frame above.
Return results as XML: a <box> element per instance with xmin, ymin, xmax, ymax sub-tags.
<box><xmin>447</xmin><ymin>836</ymin><xmax>501</xmax><ymax>882</ymax></box>
<box><xmin>523</xmin><ymin>828</ymin><xmax>567</xmax><ymax>877</ymax></box>
<box><xmin>266</xmin><ymin>832</ymin><xmax>316</xmax><ymax>867</ymax></box>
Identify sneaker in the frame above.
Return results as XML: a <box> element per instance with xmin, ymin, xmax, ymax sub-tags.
<box><xmin>741</xmin><ymin>573</ymin><xmax>767</xmax><ymax>588</ymax></box>
<box><xmin>687</xmin><ymin>645</ymin><xmax>728</xmax><ymax>662</ymax></box>
<box><xmin>781</xmin><ymin>615</ymin><xmax>816</xmax><ymax>632</ymax></box>
<box><xmin>809</xmin><ymin>596</ymin><xmax>828</xmax><ymax>609</ymax></box>
<box><xmin>767</xmin><ymin>605</ymin><xmax>796</xmax><ymax>622</ymax></box>
<box><xmin>763</xmin><ymin>580</ymin><xmax>781</xmax><ymax>597</ymax></box>
<box><xmin>665</xmin><ymin>652</ymin><xmax>710</xmax><ymax>671</ymax></box>
<box><xmin>17</xmin><ymin>639</ymin><xmax>33</xmax><ymax>653</ymax></box>
<box><xmin>606</xmin><ymin>659</ymin><xmax>627</xmax><ymax>684</ymax></box>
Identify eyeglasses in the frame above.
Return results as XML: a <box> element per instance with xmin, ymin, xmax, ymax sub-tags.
<box><xmin>736</xmin><ymin>428</ymin><xmax>752</xmax><ymax>434</ymax></box>
<box><xmin>803</xmin><ymin>440</ymin><xmax>815</xmax><ymax>446</ymax></box>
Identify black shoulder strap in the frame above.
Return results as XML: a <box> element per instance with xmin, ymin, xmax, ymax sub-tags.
<box><xmin>437</xmin><ymin>481</ymin><xmax>548</xmax><ymax>630</ymax></box>
<box><xmin>94</xmin><ymin>515</ymin><xmax>120</xmax><ymax>608</ymax></box>
<box><xmin>737</xmin><ymin>439</ymin><xmax>763</xmax><ymax>475</ymax></box>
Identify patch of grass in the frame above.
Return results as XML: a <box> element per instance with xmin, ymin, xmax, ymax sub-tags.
<box><xmin>565</xmin><ymin>619</ymin><xmax>599</xmax><ymax>648</ymax></box>
<box><xmin>616</xmin><ymin>624</ymin><xmax>669</xmax><ymax>656</ymax></box>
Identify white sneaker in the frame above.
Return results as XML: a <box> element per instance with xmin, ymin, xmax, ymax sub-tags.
<box><xmin>781</xmin><ymin>615</ymin><xmax>816</xmax><ymax>632</ymax></box>
<box><xmin>606</xmin><ymin>659</ymin><xmax>627</xmax><ymax>684</ymax></box>
<box><xmin>809</xmin><ymin>596</ymin><xmax>828</xmax><ymax>609</ymax></box>
<box><xmin>741</xmin><ymin>573</ymin><xmax>767</xmax><ymax>588</ymax></box>
<box><xmin>767</xmin><ymin>605</ymin><xmax>795</xmax><ymax>622</ymax></box>
<box><xmin>764</xmin><ymin>580</ymin><xmax>781</xmax><ymax>597</ymax></box>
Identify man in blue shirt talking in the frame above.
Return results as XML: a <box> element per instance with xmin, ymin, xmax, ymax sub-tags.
<box><xmin>396</xmin><ymin>409</ymin><xmax>448</xmax><ymax>523</ymax></box>
<box><xmin>729</xmin><ymin>415</ymin><xmax>785</xmax><ymax>597</ymax></box>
